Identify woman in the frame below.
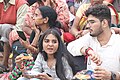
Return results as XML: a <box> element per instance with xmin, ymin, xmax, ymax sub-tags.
<box><xmin>26</xmin><ymin>0</ymin><xmax>70</xmax><ymax>31</ymax></box>
<box><xmin>9</xmin><ymin>0</ymin><xmax>73</xmax><ymax>67</ymax></box>
<box><xmin>9</xmin><ymin>6</ymin><xmax>61</xmax><ymax>78</ymax></box>
<box><xmin>16</xmin><ymin>29</ymin><xmax>75</xmax><ymax>80</ymax></box>
<box><xmin>9</xmin><ymin>6</ymin><xmax>69</xmax><ymax>80</ymax></box>
<box><xmin>21</xmin><ymin>6</ymin><xmax>62</xmax><ymax>54</ymax></box>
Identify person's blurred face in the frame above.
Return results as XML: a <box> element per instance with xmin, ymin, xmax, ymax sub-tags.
<box><xmin>43</xmin><ymin>34</ymin><xmax>58</xmax><ymax>55</ymax></box>
<box><xmin>91</xmin><ymin>0</ymin><xmax>103</xmax><ymax>5</ymax></box>
<box><xmin>86</xmin><ymin>15</ymin><xmax>103</xmax><ymax>37</ymax></box>
<box><xmin>33</xmin><ymin>9</ymin><xmax>44</xmax><ymax>28</ymax></box>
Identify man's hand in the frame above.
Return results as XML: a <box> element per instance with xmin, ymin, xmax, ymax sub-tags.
<box><xmin>75</xmin><ymin>30</ymin><xmax>83</xmax><ymax>39</ymax></box>
<box><xmin>87</xmin><ymin>49</ymin><xmax>102</xmax><ymax>66</ymax></box>
<box><xmin>94</xmin><ymin>66</ymin><xmax>111</xmax><ymax>80</ymax></box>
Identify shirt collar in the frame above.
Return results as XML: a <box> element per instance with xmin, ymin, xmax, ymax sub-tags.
<box><xmin>93</xmin><ymin>30</ymin><xmax>115</xmax><ymax>47</ymax></box>
<box><xmin>106</xmin><ymin>30</ymin><xmax>115</xmax><ymax>46</ymax></box>
<box><xmin>0</xmin><ymin>0</ymin><xmax>15</xmax><ymax>5</ymax></box>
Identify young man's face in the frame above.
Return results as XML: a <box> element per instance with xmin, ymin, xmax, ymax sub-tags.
<box><xmin>91</xmin><ymin>0</ymin><xmax>103</xmax><ymax>5</ymax></box>
<box><xmin>86</xmin><ymin>15</ymin><xmax>103</xmax><ymax>37</ymax></box>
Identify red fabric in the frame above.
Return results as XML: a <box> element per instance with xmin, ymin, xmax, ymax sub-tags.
<box><xmin>0</xmin><ymin>72</ymin><xmax>11</xmax><ymax>80</ymax></box>
<box><xmin>104</xmin><ymin>0</ymin><xmax>114</xmax><ymax>3</ymax></box>
<box><xmin>0</xmin><ymin>0</ymin><xmax>27</xmax><ymax>24</ymax></box>
<box><xmin>55</xmin><ymin>0</ymin><xmax>70</xmax><ymax>32</ymax></box>
<box><xmin>108</xmin><ymin>5</ymin><xmax>119</xmax><ymax>24</ymax></box>
<box><xmin>85</xmin><ymin>47</ymin><xmax>93</xmax><ymax>56</ymax></box>
<box><xmin>63</xmin><ymin>32</ymin><xmax>76</xmax><ymax>43</ymax></box>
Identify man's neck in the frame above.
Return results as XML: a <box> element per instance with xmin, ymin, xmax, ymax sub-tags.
<box><xmin>97</xmin><ymin>29</ymin><xmax>112</xmax><ymax>46</ymax></box>
<box><xmin>4</xmin><ymin>0</ymin><xmax>9</xmax><ymax>5</ymax></box>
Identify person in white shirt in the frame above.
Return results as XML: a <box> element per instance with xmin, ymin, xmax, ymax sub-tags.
<box><xmin>67</xmin><ymin>4</ymin><xmax>120</xmax><ymax>80</ymax></box>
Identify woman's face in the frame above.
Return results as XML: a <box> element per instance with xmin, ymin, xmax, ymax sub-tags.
<box><xmin>34</xmin><ymin>9</ymin><xmax>44</xmax><ymax>27</ymax></box>
<box><xmin>43</xmin><ymin>34</ymin><xmax>58</xmax><ymax>55</ymax></box>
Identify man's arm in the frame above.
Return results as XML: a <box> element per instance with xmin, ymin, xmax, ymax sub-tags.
<box><xmin>70</xmin><ymin>4</ymin><xmax>90</xmax><ymax>38</ymax></box>
<box><xmin>67</xmin><ymin>33</ymin><xmax>90</xmax><ymax>56</ymax></box>
<box><xmin>111</xmin><ymin>27</ymin><xmax>120</xmax><ymax>35</ymax></box>
<box><xmin>70</xmin><ymin>16</ymin><xmax>81</xmax><ymax>38</ymax></box>
<box><xmin>81</xmin><ymin>46</ymin><xmax>102</xmax><ymax>66</ymax></box>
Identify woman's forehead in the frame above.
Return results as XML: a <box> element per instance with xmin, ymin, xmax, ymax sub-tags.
<box><xmin>44</xmin><ymin>34</ymin><xmax>57</xmax><ymax>39</ymax></box>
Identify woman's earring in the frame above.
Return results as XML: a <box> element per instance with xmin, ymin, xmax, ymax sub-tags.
<box><xmin>42</xmin><ymin>49</ymin><xmax>45</xmax><ymax>52</ymax></box>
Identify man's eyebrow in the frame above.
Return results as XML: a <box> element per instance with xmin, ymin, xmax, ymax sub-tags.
<box><xmin>87</xmin><ymin>20</ymin><xmax>95</xmax><ymax>22</ymax></box>
<box><xmin>87</xmin><ymin>20</ymin><xmax>95</xmax><ymax>23</ymax></box>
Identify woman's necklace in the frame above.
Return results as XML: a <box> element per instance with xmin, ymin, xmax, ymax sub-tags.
<box><xmin>47</xmin><ymin>59</ymin><xmax>56</xmax><ymax>69</ymax></box>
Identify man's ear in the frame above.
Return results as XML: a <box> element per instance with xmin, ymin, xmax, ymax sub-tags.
<box><xmin>102</xmin><ymin>19</ymin><xmax>108</xmax><ymax>28</ymax></box>
<box><xmin>43</xmin><ymin>17</ymin><xmax>49</xmax><ymax>23</ymax></box>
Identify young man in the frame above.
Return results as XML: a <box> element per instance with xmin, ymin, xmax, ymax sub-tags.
<box><xmin>70</xmin><ymin>0</ymin><xmax>118</xmax><ymax>39</ymax></box>
<box><xmin>67</xmin><ymin>4</ymin><xmax>120</xmax><ymax>79</ymax></box>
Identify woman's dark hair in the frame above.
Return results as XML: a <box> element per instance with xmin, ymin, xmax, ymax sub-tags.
<box><xmin>27</xmin><ymin>0</ymin><xmax>43</xmax><ymax>6</ymax></box>
<box><xmin>39</xmin><ymin>28</ymin><xmax>75</xmax><ymax>80</ymax></box>
<box><xmin>27</xmin><ymin>0</ymin><xmax>37</xmax><ymax>6</ymax></box>
<box><xmin>39</xmin><ymin>6</ymin><xmax>61</xmax><ymax>28</ymax></box>
<box><xmin>85</xmin><ymin>4</ymin><xmax>111</xmax><ymax>27</ymax></box>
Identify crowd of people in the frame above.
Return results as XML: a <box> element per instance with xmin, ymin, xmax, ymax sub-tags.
<box><xmin>0</xmin><ymin>0</ymin><xmax>120</xmax><ymax>80</ymax></box>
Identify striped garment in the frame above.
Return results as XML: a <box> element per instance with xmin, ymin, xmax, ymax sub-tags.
<box><xmin>9</xmin><ymin>54</ymin><xmax>35</xmax><ymax>80</ymax></box>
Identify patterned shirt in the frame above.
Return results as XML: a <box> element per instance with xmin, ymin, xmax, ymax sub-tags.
<box><xmin>32</xmin><ymin>53</ymin><xmax>73</xmax><ymax>80</ymax></box>
<box><xmin>9</xmin><ymin>53</ymin><xmax>35</xmax><ymax>80</ymax></box>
